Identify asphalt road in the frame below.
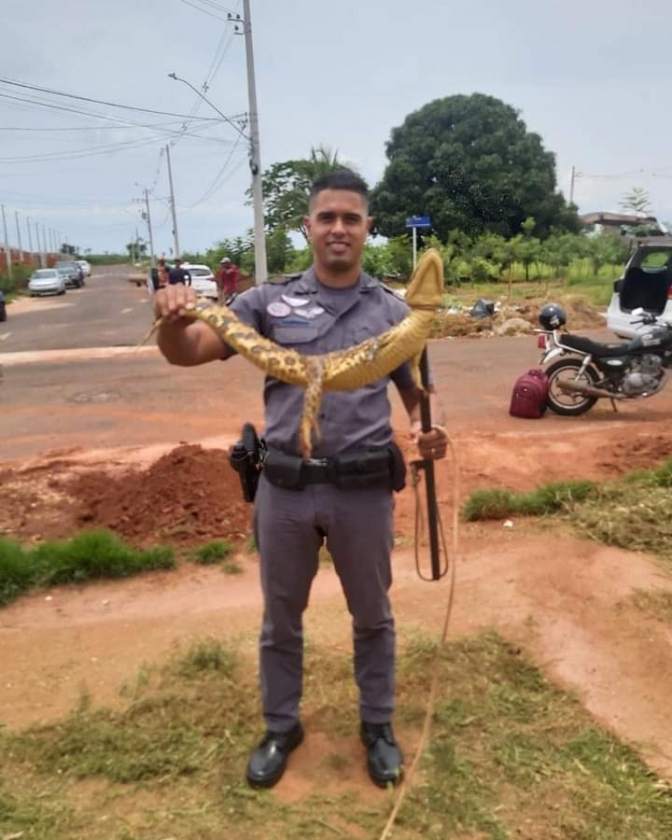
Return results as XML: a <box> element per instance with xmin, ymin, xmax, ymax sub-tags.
<box><xmin>0</xmin><ymin>265</ymin><xmax>152</xmax><ymax>352</ymax></box>
<box><xmin>2</xmin><ymin>267</ymin><xmax>672</xmax><ymax>463</ymax></box>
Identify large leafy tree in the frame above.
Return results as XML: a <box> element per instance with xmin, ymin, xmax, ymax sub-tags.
<box><xmin>370</xmin><ymin>93</ymin><xmax>578</xmax><ymax>240</ymax></box>
<box><xmin>258</xmin><ymin>146</ymin><xmax>355</xmax><ymax>241</ymax></box>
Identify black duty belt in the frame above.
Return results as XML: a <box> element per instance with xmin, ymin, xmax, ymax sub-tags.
<box><xmin>262</xmin><ymin>445</ymin><xmax>406</xmax><ymax>492</ymax></box>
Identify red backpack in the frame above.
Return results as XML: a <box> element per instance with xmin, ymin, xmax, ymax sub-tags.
<box><xmin>509</xmin><ymin>369</ymin><xmax>549</xmax><ymax>419</ymax></box>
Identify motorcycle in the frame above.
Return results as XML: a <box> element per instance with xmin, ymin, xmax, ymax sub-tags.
<box><xmin>536</xmin><ymin>304</ymin><xmax>672</xmax><ymax>416</ymax></box>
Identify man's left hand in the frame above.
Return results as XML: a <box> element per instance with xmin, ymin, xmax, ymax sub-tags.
<box><xmin>410</xmin><ymin>423</ymin><xmax>448</xmax><ymax>460</ymax></box>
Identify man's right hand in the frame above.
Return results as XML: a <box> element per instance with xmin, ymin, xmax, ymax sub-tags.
<box><xmin>153</xmin><ymin>284</ymin><xmax>197</xmax><ymax>324</ymax></box>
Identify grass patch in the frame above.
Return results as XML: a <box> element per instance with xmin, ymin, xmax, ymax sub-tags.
<box><xmin>2</xmin><ymin>631</ymin><xmax>671</xmax><ymax>839</ymax></box>
<box><xmin>573</xmin><ymin>483</ymin><xmax>672</xmax><ymax>559</ymax></box>
<box><xmin>463</xmin><ymin>458</ymin><xmax>672</xmax><ymax>562</ymax></box>
<box><xmin>0</xmin><ymin>529</ymin><xmax>174</xmax><ymax>607</ymax></box>
<box><xmin>192</xmin><ymin>540</ymin><xmax>242</xmax><ymax>574</ymax></box>
<box><xmin>463</xmin><ymin>480</ymin><xmax>596</xmax><ymax>521</ymax></box>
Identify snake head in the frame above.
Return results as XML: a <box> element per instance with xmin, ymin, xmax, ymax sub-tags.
<box><xmin>404</xmin><ymin>248</ymin><xmax>444</xmax><ymax>309</ymax></box>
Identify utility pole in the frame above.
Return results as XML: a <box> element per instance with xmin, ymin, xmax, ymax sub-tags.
<box><xmin>241</xmin><ymin>0</ymin><xmax>267</xmax><ymax>284</ymax></box>
<box><xmin>26</xmin><ymin>216</ymin><xmax>33</xmax><ymax>265</ymax></box>
<box><xmin>143</xmin><ymin>188</ymin><xmax>155</xmax><ymax>266</ymax></box>
<box><xmin>165</xmin><ymin>144</ymin><xmax>180</xmax><ymax>258</ymax></box>
<box><xmin>15</xmin><ymin>211</ymin><xmax>23</xmax><ymax>264</ymax></box>
<box><xmin>569</xmin><ymin>165</ymin><xmax>576</xmax><ymax>206</ymax></box>
<box><xmin>1</xmin><ymin>205</ymin><xmax>12</xmax><ymax>282</ymax></box>
<box><xmin>37</xmin><ymin>223</ymin><xmax>45</xmax><ymax>268</ymax></box>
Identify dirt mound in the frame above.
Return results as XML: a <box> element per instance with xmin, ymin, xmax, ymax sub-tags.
<box><xmin>69</xmin><ymin>444</ymin><xmax>253</xmax><ymax>547</ymax></box>
<box><xmin>433</xmin><ymin>295</ymin><xmax>604</xmax><ymax>338</ymax></box>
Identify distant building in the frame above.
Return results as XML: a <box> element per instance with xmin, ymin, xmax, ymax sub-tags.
<box><xmin>580</xmin><ymin>211</ymin><xmax>668</xmax><ymax>239</ymax></box>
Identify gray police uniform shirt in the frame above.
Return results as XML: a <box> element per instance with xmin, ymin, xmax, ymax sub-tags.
<box><xmin>228</xmin><ymin>267</ymin><xmax>415</xmax><ymax>458</ymax></box>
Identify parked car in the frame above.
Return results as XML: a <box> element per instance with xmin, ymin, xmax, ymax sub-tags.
<box><xmin>76</xmin><ymin>259</ymin><xmax>92</xmax><ymax>277</ymax></box>
<box><xmin>607</xmin><ymin>239</ymin><xmax>672</xmax><ymax>338</ymax></box>
<box><xmin>182</xmin><ymin>263</ymin><xmax>218</xmax><ymax>299</ymax></box>
<box><xmin>55</xmin><ymin>261</ymin><xmax>84</xmax><ymax>289</ymax></box>
<box><xmin>28</xmin><ymin>268</ymin><xmax>66</xmax><ymax>296</ymax></box>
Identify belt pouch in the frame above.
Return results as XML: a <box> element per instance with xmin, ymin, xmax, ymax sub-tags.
<box><xmin>263</xmin><ymin>449</ymin><xmax>306</xmax><ymax>490</ymax></box>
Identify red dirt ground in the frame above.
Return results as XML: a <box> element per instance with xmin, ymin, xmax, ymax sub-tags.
<box><xmin>3</xmin><ymin>401</ymin><xmax>672</xmax><ymax>798</ymax></box>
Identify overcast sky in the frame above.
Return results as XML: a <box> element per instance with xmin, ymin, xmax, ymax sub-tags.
<box><xmin>2</xmin><ymin>0</ymin><xmax>671</xmax><ymax>256</ymax></box>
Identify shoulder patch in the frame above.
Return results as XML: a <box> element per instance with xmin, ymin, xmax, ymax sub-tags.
<box><xmin>380</xmin><ymin>282</ymin><xmax>407</xmax><ymax>301</ymax></box>
<box><xmin>267</xmin><ymin>272</ymin><xmax>302</xmax><ymax>285</ymax></box>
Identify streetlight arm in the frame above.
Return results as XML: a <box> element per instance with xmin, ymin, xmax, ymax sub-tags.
<box><xmin>168</xmin><ymin>73</ymin><xmax>248</xmax><ymax>139</ymax></box>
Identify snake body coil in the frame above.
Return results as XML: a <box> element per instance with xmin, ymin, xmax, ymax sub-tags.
<box><xmin>153</xmin><ymin>249</ymin><xmax>444</xmax><ymax>458</ymax></box>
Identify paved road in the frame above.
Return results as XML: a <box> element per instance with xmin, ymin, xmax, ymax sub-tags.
<box><xmin>0</xmin><ymin>265</ymin><xmax>151</xmax><ymax>352</ymax></box>
<box><xmin>2</xmin><ymin>268</ymin><xmax>672</xmax><ymax>463</ymax></box>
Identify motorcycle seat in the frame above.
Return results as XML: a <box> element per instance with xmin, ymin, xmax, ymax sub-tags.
<box><xmin>560</xmin><ymin>334</ymin><xmax>630</xmax><ymax>357</ymax></box>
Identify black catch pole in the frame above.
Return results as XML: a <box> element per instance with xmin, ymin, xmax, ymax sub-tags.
<box><xmin>419</xmin><ymin>348</ymin><xmax>441</xmax><ymax>580</ymax></box>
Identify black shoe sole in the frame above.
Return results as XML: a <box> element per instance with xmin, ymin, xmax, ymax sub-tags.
<box><xmin>367</xmin><ymin>766</ymin><xmax>404</xmax><ymax>788</ymax></box>
<box><xmin>246</xmin><ymin>728</ymin><xmax>304</xmax><ymax>789</ymax></box>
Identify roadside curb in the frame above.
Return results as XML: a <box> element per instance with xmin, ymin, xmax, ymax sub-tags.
<box><xmin>0</xmin><ymin>345</ymin><xmax>160</xmax><ymax>367</ymax></box>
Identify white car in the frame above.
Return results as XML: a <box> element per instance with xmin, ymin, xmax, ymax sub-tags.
<box><xmin>606</xmin><ymin>238</ymin><xmax>672</xmax><ymax>338</ymax></box>
<box><xmin>182</xmin><ymin>263</ymin><xmax>218</xmax><ymax>299</ymax></box>
<box><xmin>28</xmin><ymin>268</ymin><xmax>66</xmax><ymax>297</ymax></box>
<box><xmin>76</xmin><ymin>259</ymin><xmax>92</xmax><ymax>277</ymax></box>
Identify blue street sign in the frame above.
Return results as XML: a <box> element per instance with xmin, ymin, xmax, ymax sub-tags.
<box><xmin>405</xmin><ymin>215</ymin><xmax>432</xmax><ymax>229</ymax></box>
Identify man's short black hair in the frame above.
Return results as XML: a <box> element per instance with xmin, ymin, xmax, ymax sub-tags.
<box><xmin>309</xmin><ymin>169</ymin><xmax>369</xmax><ymax>210</ymax></box>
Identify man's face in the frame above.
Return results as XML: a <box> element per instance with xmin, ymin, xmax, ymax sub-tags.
<box><xmin>304</xmin><ymin>189</ymin><xmax>371</xmax><ymax>274</ymax></box>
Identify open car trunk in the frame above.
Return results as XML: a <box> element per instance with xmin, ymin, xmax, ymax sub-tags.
<box><xmin>618</xmin><ymin>266</ymin><xmax>672</xmax><ymax>314</ymax></box>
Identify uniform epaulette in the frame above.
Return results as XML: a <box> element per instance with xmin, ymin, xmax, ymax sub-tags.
<box><xmin>380</xmin><ymin>281</ymin><xmax>407</xmax><ymax>301</ymax></box>
<box><xmin>267</xmin><ymin>273</ymin><xmax>302</xmax><ymax>285</ymax></box>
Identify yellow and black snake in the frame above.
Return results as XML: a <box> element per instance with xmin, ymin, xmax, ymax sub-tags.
<box><xmin>150</xmin><ymin>248</ymin><xmax>444</xmax><ymax>458</ymax></box>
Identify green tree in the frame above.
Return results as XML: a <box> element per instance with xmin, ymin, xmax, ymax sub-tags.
<box><xmin>266</xmin><ymin>228</ymin><xmax>295</xmax><ymax>275</ymax></box>
<box><xmin>257</xmin><ymin>146</ymin><xmax>355</xmax><ymax>240</ymax></box>
<box><xmin>125</xmin><ymin>240</ymin><xmax>147</xmax><ymax>259</ymax></box>
<box><xmin>370</xmin><ymin>93</ymin><xmax>579</xmax><ymax>241</ymax></box>
<box><xmin>585</xmin><ymin>235</ymin><xmax>630</xmax><ymax>276</ymax></box>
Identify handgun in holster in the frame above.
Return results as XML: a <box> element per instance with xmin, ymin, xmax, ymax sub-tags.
<box><xmin>228</xmin><ymin>423</ymin><xmax>265</xmax><ymax>503</ymax></box>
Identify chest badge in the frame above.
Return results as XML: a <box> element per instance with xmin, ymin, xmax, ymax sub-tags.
<box><xmin>304</xmin><ymin>306</ymin><xmax>325</xmax><ymax>319</ymax></box>
<box><xmin>267</xmin><ymin>301</ymin><xmax>292</xmax><ymax>318</ymax></box>
<box><xmin>282</xmin><ymin>295</ymin><xmax>310</xmax><ymax>308</ymax></box>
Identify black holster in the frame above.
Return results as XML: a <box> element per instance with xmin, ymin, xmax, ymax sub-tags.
<box><xmin>228</xmin><ymin>423</ymin><xmax>265</xmax><ymax>503</ymax></box>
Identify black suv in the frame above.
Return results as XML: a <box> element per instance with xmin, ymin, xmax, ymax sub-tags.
<box><xmin>55</xmin><ymin>261</ymin><xmax>85</xmax><ymax>289</ymax></box>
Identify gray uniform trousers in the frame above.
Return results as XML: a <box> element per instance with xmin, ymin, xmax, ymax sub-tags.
<box><xmin>253</xmin><ymin>473</ymin><xmax>395</xmax><ymax>733</ymax></box>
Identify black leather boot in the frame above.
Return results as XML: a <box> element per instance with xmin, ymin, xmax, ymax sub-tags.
<box><xmin>360</xmin><ymin>722</ymin><xmax>404</xmax><ymax>787</ymax></box>
<box><xmin>246</xmin><ymin>723</ymin><xmax>304</xmax><ymax>788</ymax></box>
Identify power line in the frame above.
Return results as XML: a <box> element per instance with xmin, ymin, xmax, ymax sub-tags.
<box><xmin>0</xmin><ymin>119</ymin><xmax>204</xmax><ymax>132</ymax></box>
<box><xmin>0</xmin><ymin>76</ymin><xmax>237</xmax><ymax>121</ymax></box>
<box><xmin>0</xmin><ymin>123</ymin><xmax>235</xmax><ymax>164</ymax></box>
<box><xmin>181</xmin><ymin>132</ymin><xmax>246</xmax><ymax>208</ymax></box>
<box><xmin>0</xmin><ymin>91</ymin><xmax>240</xmax><ymax>137</ymax></box>
<box><xmin>178</xmin><ymin>0</ymin><xmax>229</xmax><ymax>22</ymax></box>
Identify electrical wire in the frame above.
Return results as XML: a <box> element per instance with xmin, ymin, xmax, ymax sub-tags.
<box><xmin>0</xmin><ymin>123</ymin><xmax>236</xmax><ymax>165</ymax></box>
<box><xmin>0</xmin><ymin>119</ymin><xmax>203</xmax><ymax>133</ymax></box>
<box><xmin>0</xmin><ymin>76</ymin><xmax>239</xmax><ymax>121</ymax></box>
<box><xmin>180</xmin><ymin>131</ymin><xmax>246</xmax><ymax>208</ymax></box>
<box><xmin>178</xmin><ymin>0</ymin><xmax>229</xmax><ymax>22</ymax></box>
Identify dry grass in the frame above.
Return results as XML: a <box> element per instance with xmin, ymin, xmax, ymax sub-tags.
<box><xmin>2</xmin><ymin>631</ymin><xmax>672</xmax><ymax>839</ymax></box>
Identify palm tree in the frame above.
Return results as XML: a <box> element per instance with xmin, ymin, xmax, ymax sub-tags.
<box><xmin>260</xmin><ymin>146</ymin><xmax>358</xmax><ymax>241</ymax></box>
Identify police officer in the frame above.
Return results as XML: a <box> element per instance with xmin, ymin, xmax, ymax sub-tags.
<box><xmin>153</xmin><ymin>169</ymin><xmax>448</xmax><ymax>789</ymax></box>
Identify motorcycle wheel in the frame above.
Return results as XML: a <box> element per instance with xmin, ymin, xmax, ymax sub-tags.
<box><xmin>545</xmin><ymin>358</ymin><xmax>600</xmax><ymax>416</ymax></box>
